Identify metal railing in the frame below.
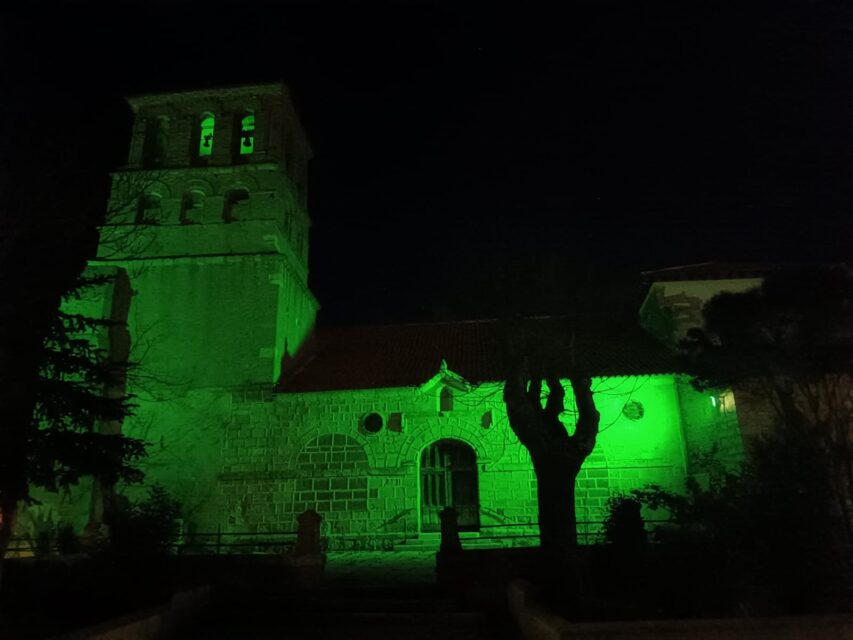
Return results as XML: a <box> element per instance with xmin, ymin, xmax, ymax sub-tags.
<box><xmin>468</xmin><ymin>518</ymin><xmax>676</xmax><ymax>547</ymax></box>
<box><xmin>4</xmin><ymin>529</ymin><xmax>299</xmax><ymax>557</ymax></box>
<box><xmin>177</xmin><ymin>527</ymin><xmax>298</xmax><ymax>554</ymax></box>
<box><xmin>476</xmin><ymin>520</ymin><xmax>599</xmax><ymax>546</ymax></box>
<box><xmin>7</xmin><ymin>514</ymin><xmax>682</xmax><ymax>558</ymax></box>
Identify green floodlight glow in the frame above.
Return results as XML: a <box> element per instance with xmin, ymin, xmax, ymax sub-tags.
<box><xmin>199</xmin><ymin>114</ymin><xmax>215</xmax><ymax>156</ymax></box>
<box><xmin>58</xmin><ymin>81</ymin><xmax>750</xmax><ymax>545</ymax></box>
<box><xmin>240</xmin><ymin>114</ymin><xmax>255</xmax><ymax>155</ymax></box>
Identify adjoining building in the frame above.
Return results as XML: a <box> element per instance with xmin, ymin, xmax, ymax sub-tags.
<box><xmin>24</xmin><ymin>84</ymin><xmax>760</xmax><ymax>549</ymax></box>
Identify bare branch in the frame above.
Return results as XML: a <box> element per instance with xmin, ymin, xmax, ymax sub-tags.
<box><xmin>569</xmin><ymin>376</ymin><xmax>599</xmax><ymax>457</ymax></box>
<box><xmin>544</xmin><ymin>374</ymin><xmax>565</xmax><ymax>418</ymax></box>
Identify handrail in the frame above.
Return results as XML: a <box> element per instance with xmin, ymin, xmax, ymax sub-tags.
<box><xmin>478</xmin><ymin>518</ymin><xmax>673</xmax><ymax>529</ymax></box>
<box><xmin>180</xmin><ymin>530</ymin><xmax>298</xmax><ymax>537</ymax></box>
<box><xmin>6</xmin><ymin>510</ymin><xmax>321</xmax><ymax>557</ymax></box>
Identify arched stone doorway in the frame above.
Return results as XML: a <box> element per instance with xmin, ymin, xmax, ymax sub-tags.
<box><xmin>419</xmin><ymin>439</ymin><xmax>479</xmax><ymax>532</ymax></box>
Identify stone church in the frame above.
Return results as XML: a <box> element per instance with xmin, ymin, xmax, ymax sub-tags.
<box><xmin>31</xmin><ymin>83</ymin><xmax>767</xmax><ymax>550</ymax></box>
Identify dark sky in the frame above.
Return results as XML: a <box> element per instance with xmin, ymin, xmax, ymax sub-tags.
<box><xmin>2</xmin><ymin>1</ymin><xmax>851</xmax><ymax>324</ymax></box>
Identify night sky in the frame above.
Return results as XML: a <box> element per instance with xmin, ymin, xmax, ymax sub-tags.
<box><xmin>2</xmin><ymin>1</ymin><xmax>851</xmax><ymax>324</ymax></box>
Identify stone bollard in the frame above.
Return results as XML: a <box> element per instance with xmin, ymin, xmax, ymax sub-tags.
<box><xmin>439</xmin><ymin>506</ymin><xmax>462</xmax><ymax>554</ymax></box>
<box><xmin>285</xmin><ymin>509</ymin><xmax>325</xmax><ymax>589</ymax></box>
<box><xmin>295</xmin><ymin>509</ymin><xmax>323</xmax><ymax>556</ymax></box>
<box><xmin>436</xmin><ymin>507</ymin><xmax>463</xmax><ymax>590</ymax></box>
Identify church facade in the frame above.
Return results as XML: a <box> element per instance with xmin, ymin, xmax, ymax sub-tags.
<box><xmin>28</xmin><ymin>84</ymin><xmax>757</xmax><ymax>550</ymax></box>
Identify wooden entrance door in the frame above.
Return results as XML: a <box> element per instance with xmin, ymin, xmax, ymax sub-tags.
<box><xmin>419</xmin><ymin>440</ymin><xmax>479</xmax><ymax>532</ymax></box>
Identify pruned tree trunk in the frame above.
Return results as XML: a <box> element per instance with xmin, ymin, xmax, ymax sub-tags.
<box><xmin>534</xmin><ymin>454</ymin><xmax>581</xmax><ymax>552</ymax></box>
<box><xmin>503</xmin><ymin>357</ymin><xmax>600</xmax><ymax>604</ymax></box>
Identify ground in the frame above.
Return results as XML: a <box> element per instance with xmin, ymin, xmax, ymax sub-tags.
<box><xmin>196</xmin><ymin>551</ymin><xmax>519</xmax><ymax>639</ymax></box>
<box><xmin>324</xmin><ymin>550</ymin><xmax>437</xmax><ymax>585</ymax></box>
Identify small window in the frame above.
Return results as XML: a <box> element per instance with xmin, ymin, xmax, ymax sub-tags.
<box><xmin>362</xmin><ymin>412</ymin><xmax>384</xmax><ymax>434</ymax></box>
<box><xmin>295</xmin><ymin>229</ymin><xmax>304</xmax><ymax>259</ymax></box>
<box><xmin>440</xmin><ymin>388</ymin><xmax>454</xmax><ymax>412</ymax></box>
<box><xmin>198</xmin><ymin>113</ymin><xmax>215</xmax><ymax>157</ymax></box>
<box><xmin>388</xmin><ymin>412</ymin><xmax>403</xmax><ymax>433</ymax></box>
<box><xmin>239</xmin><ymin>113</ymin><xmax>255</xmax><ymax>155</ymax></box>
<box><xmin>223</xmin><ymin>188</ymin><xmax>249</xmax><ymax>223</ymax></box>
<box><xmin>481</xmin><ymin>410</ymin><xmax>493</xmax><ymax>429</ymax></box>
<box><xmin>135</xmin><ymin>194</ymin><xmax>161</xmax><ymax>224</ymax></box>
<box><xmin>284</xmin><ymin>133</ymin><xmax>294</xmax><ymax>170</ymax></box>
<box><xmin>180</xmin><ymin>190</ymin><xmax>203</xmax><ymax>224</ymax></box>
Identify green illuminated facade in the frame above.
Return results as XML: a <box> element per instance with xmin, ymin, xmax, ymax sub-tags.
<box><xmin>22</xmin><ymin>84</ymin><xmax>753</xmax><ymax>549</ymax></box>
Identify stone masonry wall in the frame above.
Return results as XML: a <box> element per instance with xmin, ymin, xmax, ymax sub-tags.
<box><xmin>676</xmin><ymin>376</ymin><xmax>745</xmax><ymax>477</ymax></box>
<box><xmin>209</xmin><ymin>374</ymin><xmax>692</xmax><ymax>548</ymax></box>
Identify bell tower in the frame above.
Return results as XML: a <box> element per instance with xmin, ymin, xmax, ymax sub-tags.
<box><xmin>96</xmin><ymin>83</ymin><xmax>318</xmax><ymax>389</ymax></box>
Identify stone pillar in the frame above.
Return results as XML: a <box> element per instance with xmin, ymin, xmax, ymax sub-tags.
<box><xmin>439</xmin><ymin>506</ymin><xmax>462</xmax><ymax>554</ymax></box>
<box><xmin>295</xmin><ymin>509</ymin><xmax>322</xmax><ymax>556</ymax></box>
<box><xmin>436</xmin><ymin>507</ymin><xmax>463</xmax><ymax>590</ymax></box>
<box><xmin>286</xmin><ymin>509</ymin><xmax>325</xmax><ymax>589</ymax></box>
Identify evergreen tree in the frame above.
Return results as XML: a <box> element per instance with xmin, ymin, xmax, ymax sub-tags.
<box><xmin>0</xmin><ymin>90</ymin><xmax>147</xmax><ymax>586</ymax></box>
<box><xmin>0</xmin><ymin>267</ymin><xmax>146</xmax><ymax>581</ymax></box>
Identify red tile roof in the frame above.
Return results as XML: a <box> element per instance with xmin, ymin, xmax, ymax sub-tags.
<box><xmin>277</xmin><ymin>315</ymin><xmax>679</xmax><ymax>393</ymax></box>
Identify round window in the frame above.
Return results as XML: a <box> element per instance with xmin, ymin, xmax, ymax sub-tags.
<box><xmin>622</xmin><ymin>401</ymin><xmax>645</xmax><ymax>421</ymax></box>
<box><xmin>362</xmin><ymin>412</ymin><xmax>384</xmax><ymax>434</ymax></box>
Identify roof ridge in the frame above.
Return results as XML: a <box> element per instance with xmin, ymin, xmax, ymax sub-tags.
<box><xmin>316</xmin><ymin>312</ymin><xmax>626</xmax><ymax>331</ymax></box>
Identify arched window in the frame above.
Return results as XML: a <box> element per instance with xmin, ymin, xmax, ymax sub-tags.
<box><xmin>142</xmin><ymin>116</ymin><xmax>168</xmax><ymax>167</ymax></box>
<box><xmin>197</xmin><ymin>113</ymin><xmax>215</xmax><ymax>157</ymax></box>
<box><xmin>223</xmin><ymin>188</ymin><xmax>249</xmax><ymax>223</ymax></box>
<box><xmin>239</xmin><ymin>113</ymin><xmax>255</xmax><ymax>155</ymax></box>
<box><xmin>295</xmin><ymin>229</ymin><xmax>304</xmax><ymax>259</ymax></box>
<box><xmin>284</xmin><ymin>132</ymin><xmax>294</xmax><ymax>170</ymax></box>
<box><xmin>440</xmin><ymin>387</ymin><xmax>454</xmax><ymax>412</ymax></box>
<box><xmin>135</xmin><ymin>194</ymin><xmax>161</xmax><ymax>224</ymax></box>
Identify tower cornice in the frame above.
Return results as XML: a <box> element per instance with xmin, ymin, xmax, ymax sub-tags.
<box><xmin>126</xmin><ymin>82</ymin><xmax>290</xmax><ymax>110</ymax></box>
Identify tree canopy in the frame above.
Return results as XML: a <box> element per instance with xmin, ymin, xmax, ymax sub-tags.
<box><xmin>681</xmin><ymin>265</ymin><xmax>853</xmax><ymax>550</ymax></box>
<box><xmin>682</xmin><ymin>265</ymin><xmax>853</xmax><ymax>388</ymax></box>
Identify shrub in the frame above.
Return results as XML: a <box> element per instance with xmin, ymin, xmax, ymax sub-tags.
<box><xmin>602</xmin><ymin>496</ymin><xmax>646</xmax><ymax>548</ymax></box>
<box><xmin>27</xmin><ymin>508</ymin><xmax>56</xmax><ymax>557</ymax></box>
<box><xmin>55</xmin><ymin>522</ymin><xmax>81</xmax><ymax>554</ymax></box>
<box><xmin>607</xmin><ymin>439</ymin><xmax>852</xmax><ymax>614</ymax></box>
<box><xmin>105</xmin><ymin>484</ymin><xmax>182</xmax><ymax>558</ymax></box>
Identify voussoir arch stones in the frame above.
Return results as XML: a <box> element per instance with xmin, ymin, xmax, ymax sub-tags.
<box><xmin>396</xmin><ymin>421</ymin><xmax>492</xmax><ymax>469</ymax></box>
<box><xmin>182</xmin><ymin>177</ymin><xmax>215</xmax><ymax>197</ymax></box>
<box><xmin>220</xmin><ymin>172</ymin><xmax>260</xmax><ymax>195</ymax></box>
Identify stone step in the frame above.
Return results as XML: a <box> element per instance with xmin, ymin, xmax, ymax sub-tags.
<box><xmin>197</xmin><ymin>614</ymin><xmax>507</xmax><ymax>640</ymax></box>
<box><xmin>308</xmin><ymin>610</ymin><xmax>485</xmax><ymax>625</ymax></box>
<box><xmin>238</xmin><ymin>596</ymin><xmax>466</xmax><ymax>614</ymax></box>
<box><xmin>210</xmin><ymin>606</ymin><xmax>484</xmax><ymax>625</ymax></box>
<box><xmin>203</xmin><ymin>585</ymin><xmax>519</xmax><ymax>639</ymax></box>
<box><xmin>216</xmin><ymin>584</ymin><xmax>466</xmax><ymax>612</ymax></box>
<box><xmin>393</xmin><ymin>536</ymin><xmax>504</xmax><ymax>552</ymax></box>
